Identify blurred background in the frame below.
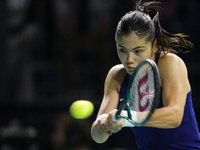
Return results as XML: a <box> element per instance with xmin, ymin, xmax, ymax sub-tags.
<box><xmin>0</xmin><ymin>0</ymin><xmax>199</xmax><ymax>149</ymax></box>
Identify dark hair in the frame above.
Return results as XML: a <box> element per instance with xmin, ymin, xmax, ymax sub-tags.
<box><xmin>115</xmin><ymin>0</ymin><xmax>193</xmax><ymax>54</ymax></box>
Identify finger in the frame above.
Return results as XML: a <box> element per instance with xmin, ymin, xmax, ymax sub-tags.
<box><xmin>100</xmin><ymin>125</ymin><xmax>108</xmax><ymax>133</ymax></box>
<box><xmin>108</xmin><ymin>131</ymin><xmax>112</xmax><ymax>136</ymax></box>
<box><xmin>111</xmin><ymin>126</ymin><xmax>121</xmax><ymax>133</ymax></box>
<box><xmin>96</xmin><ymin>119</ymin><xmax>109</xmax><ymax>134</ymax></box>
<box><xmin>100</xmin><ymin>119</ymin><xmax>110</xmax><ymax>133</ymax></box>
<box><xmin>102</xmin><ymin>121</ymin><xmax>117</xmax><ymax>133</ymax></box>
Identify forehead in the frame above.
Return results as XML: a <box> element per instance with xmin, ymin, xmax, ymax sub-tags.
<box><xmin>116</xmin><ymin>32</ymin><xmax>150</xmax><ymax>48</ymax></box>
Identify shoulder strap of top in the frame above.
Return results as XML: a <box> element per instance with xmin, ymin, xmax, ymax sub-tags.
<box><xmin>155</xmin><ymin>51</ymin><xmax>161</xmax><ymax>64</ymax></box>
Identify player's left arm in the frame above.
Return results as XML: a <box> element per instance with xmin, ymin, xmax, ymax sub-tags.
<box><xmin>144</xmin><ymin>53</ymin><xmax>190</xmax><ymax>128</ymax></box>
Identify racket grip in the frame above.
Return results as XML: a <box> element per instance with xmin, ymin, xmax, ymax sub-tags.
<box><xmin>121</xmin><ymin>110</ymin><xmax>137</xmax><ymax>121</ymax></box>
<box><xmin>111</xmin><ymin>111</ymin><xmax>135</xmax><ymax>127</ymax></box>
<box><xmin>121</xmin><ymin>110</ymin><xmax>135</xmax><ymax>127</ymax></box>
<box><xmin>122</xmin><ymin>119</ymin><xmax>135</xmax><ymax>127</ymax></box>
<box><xmin>111</xmin><ymin>113</ymin><xmax>120</xmax><ymax>122</ymax></box>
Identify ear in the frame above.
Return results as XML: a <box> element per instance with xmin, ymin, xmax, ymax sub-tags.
<box><xmin>153</xmin><ymin>39</ymin><xmax>158</xmax><ymax>53</ymax></box>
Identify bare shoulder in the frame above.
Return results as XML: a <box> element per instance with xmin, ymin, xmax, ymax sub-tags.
<box><xmin>106</xmin><ymin>64</ymin><xmax>126</xmax><ymax>92</ymax></box>
<box><xmin>158</xmin><ymin>53</ymin><xmax>187</xmax><ymax>72</ymax></box>
<box><xmin>108</xmin><ymin>64</ymin><xmax>126</xmax><ymax>79</ymax></box>
<box><xmin>158</xmin><ymin>52</ymin><xmax>190</xmax><ymax>90</ymax></box>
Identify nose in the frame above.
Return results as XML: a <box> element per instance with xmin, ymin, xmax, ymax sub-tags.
<box><xmin>127</xmin><ymin>52</ymin><xmax>135</xmax><ymax>63</ymax></box>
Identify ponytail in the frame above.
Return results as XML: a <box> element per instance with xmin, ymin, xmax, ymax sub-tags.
<box><xmin>157</xmin><ymin>27</ymin><xmax>193</xmax><ymax>54</ymax></box>
<box><xmin>136</xmin><ymin>0</ymin><xmax>193</xmax><ymax>54</ymax></box>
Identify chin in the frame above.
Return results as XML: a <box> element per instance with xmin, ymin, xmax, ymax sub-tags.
<box><xmin>128</xmin><ymin>71</ymin><xmax>133</xmax><ymax>75</ymax></box>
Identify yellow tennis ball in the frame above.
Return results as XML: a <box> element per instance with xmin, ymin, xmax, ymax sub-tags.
<box><xmin>69</xmin><ymin>100</ymin><xmax>94</xmax><ymax>119</ymax></box>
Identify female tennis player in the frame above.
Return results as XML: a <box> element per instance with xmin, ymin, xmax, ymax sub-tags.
<box><xmin>91</xmin><ymin>0</ymin><xmax>200</xmax><ymax>149</ymax></box>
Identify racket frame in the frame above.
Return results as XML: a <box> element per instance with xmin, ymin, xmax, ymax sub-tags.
<box><xmin>115</xmin><ymin>59</ymin><xmax>160</xmax><ymax>126</ymax></box>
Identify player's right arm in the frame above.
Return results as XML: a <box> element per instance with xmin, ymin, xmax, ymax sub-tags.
<box><xmin>91</xmin><ymin>64</ymin><xmax>126</xmax><ymax>143</ymax></box>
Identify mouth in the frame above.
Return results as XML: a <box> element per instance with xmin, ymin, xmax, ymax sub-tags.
<box><xmin>127</xmin><ymin>67</ymin><xmax>135</xmax><ymax>73</ymax></box>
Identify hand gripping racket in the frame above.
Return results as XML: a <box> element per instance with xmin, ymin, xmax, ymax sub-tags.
<box><xmin>112</xmin><ymin>59</ymin><xmax>160</xmax><ymax>126</ymax></box>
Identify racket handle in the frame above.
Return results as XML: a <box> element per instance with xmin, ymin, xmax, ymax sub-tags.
<box><xmin>111</xmin><ymin>111</ymin><xmax>135</xmax><ymax>127</ymax></box>
<box><xmin>122</xmin><ymin>119</ymin><xmax>135</xmax><ymax>127</ymax></box>
<box><xmin>111</xmin><ymin>113</ymin><xmax>120</xmax><ymax>122</ymax></box>
<box><xmin>121</xmin><ymin>110</ymin><xmax>137</xmax><ymax>121</ymax></box>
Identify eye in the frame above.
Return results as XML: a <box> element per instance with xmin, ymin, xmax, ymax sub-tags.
<box><xmin>134</xmin><ymin>49</ymin><xmax>143</xmax><ymax>54</ymax></box>
<box><xmin>119</xmin><ymin>48</ymin><xmax>127</xmax><ymax>53</ymax></box>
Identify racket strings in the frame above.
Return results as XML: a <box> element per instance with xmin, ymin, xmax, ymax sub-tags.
<box><xmin>130</xmin><ymin>63</ymin><xmax>155</xmax><ymax>124</ymax></box>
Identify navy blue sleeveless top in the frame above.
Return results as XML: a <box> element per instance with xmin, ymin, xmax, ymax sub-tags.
<box><xmin>119</xmin><ymin>52</ymin><xmax>200</xmax><ymax>149</ymax></box>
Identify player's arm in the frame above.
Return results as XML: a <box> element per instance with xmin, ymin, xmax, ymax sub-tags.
<box><xmin>91</xmin><ymin>65</ymin><xmax>125</xmax><ymax>143</ymax></box>
<box><xmin>144</xmin><ymin>53</ymin><xmax>190</xmax><ymax>128</ymax></box>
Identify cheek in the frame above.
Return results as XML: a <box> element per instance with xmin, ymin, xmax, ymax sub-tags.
<box><xmin>118</xmin><ymin>55</ymin><xmax>126</xmax><ymax>63</ymax></box>
<box><xmin>142</xmin><ymin>51</ymin><xmax>153</xmax><ymax>60</ymax></box>
<box><xmin>137</xmin><ymin>57</ymin><xmax>144</xmax><ymax>64</ymax></box>
<box><xmin>146</xmin><ymin>51</ymin><xmax>152</xmax><ymax>56</ymax></box>
<box><xmin>138</xmin><ymin>54</ymin><xmax>146</xmax><ymax>61</ymax></box>
<box><xmin>118</xmin><ymin>52</ymin><xmax>125</xmax><ymax>61</ymax></box>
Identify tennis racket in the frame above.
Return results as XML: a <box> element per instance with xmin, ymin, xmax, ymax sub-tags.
<box><xmin>112</xmin><ymin>59</ymin><xmax>160</xmax><ymax>126</ymax></box>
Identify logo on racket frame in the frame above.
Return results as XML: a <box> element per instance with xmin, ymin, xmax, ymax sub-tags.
<box><xmin>138</xmin><ymin>73</ymin><xmax>154</xmax><ymax>112</ymax></box>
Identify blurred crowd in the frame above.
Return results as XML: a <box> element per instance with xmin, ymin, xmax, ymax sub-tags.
<box><xmin>0</xmin><ymin>0</ymin><xmax>200</xmax><ymax>149</ymax></box>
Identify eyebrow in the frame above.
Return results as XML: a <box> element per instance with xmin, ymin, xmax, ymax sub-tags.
<box><xmin>118</xmin><ymin>45</ymin><xmax>145</xmax><ymax>51</ymax></box>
